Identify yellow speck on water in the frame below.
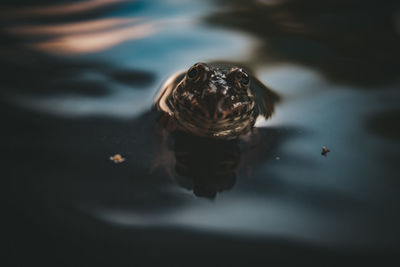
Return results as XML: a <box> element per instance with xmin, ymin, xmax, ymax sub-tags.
<box><xmin>110</xmin><ymin>154</ymin><xmax>125</xmax><ymax>163</ymax></box>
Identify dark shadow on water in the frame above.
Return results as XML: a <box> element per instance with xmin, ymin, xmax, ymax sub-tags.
<box><xmin>165</xmin><ymin>124</ymin><xmax>296</xmax><ymax>198</ymax></box>
<box><xmin>207</xmin><ymin>0</ymin><xmax>400</xmax><ymax>87</ymax></box>
<box><xmin>173</xmin><ymin>132</ymin><xmax>240</xmax><ymax>198</ymax></box>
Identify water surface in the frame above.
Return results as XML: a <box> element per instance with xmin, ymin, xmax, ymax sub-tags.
<box><xmin>2</xmin><ymin>0</ymin><xmax>400</xmax><ymax>265</ymax></box>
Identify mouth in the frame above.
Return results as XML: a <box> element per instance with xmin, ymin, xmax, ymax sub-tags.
<box><xmin>173</xmin><ymin>95</ymin><xmax>256</xmax><ymax>139</ymax></box>
<box><xmin>177</xmin><ymin>93</ymin><xmax>246</xmax><ymax>119</ymax></box>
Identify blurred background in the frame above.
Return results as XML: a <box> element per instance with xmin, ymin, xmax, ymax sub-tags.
<box><xmin>2</xmin><ymin>0</ymin><xmax>400</xmax><ymax>266</ymax></box>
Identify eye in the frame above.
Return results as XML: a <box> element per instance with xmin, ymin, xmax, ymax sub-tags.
<box><xmin>228</xmin><ymin>67</ymin><xmax>250</xmax><ymax>87</ymax></box>
<box><xmin>186</xmin><ymin>63</ymin><xmax>209</xmax><ymax>81</ymax></box>
<box><xmin>240</xmin><ymin>72</ymin><xmax>250</xmax><ymax>86</ymax></box>
<box><xmin>187</xmin><ymin>66</ymin><xmax>198</xmax><ymax>79</ymax></box>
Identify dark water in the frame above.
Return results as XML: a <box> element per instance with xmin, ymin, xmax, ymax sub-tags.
<box><xmin>2</xmin><ymin>0</ymin><xmax>400</xmax><ymax>265</ymax></box>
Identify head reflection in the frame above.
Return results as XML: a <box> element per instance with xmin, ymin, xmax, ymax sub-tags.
<box><xmin>172</xmin><ymin>132</ymin><xmax>240</xmax><ymax>199</ymax></box>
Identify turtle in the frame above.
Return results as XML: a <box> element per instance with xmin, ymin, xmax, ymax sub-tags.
<box><xmin>155</xmin><ymin>62</ymin><xmax>280</xmax><ymax>139</ymax></box>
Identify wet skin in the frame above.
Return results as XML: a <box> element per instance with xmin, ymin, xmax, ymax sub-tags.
<box><xmin>155</xmin><ymin>62</ymin><xmax>280</xmax><ymax>139</ymax></box>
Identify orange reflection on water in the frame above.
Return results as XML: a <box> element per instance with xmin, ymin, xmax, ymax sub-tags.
<box><xmin>19</xmin><ymin>0</ymin><xmax>128</xmax><ymax>16</ymax></box>
<box><xmin>31</xmin><ymin>22</ymin><xmax>157</xmax><ymax>54</ymax></box>
<box><xmin>7</xmin><ymin>18</ymin><xmax>139</xmax><ymax>36</ymax></box>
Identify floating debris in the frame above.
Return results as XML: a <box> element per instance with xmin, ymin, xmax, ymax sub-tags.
<box><xmin>321</xmin><ymin>146</ymin><xmax>330</xmax><ymax>156</ymax></box>
<box><xmin>109</xmin><ymin>154</ymin><xmax>125</xmax><ymax>163</ymax></box>
<box><xmin>275</xmin><ymin>156</ymin><xmax>280</xmax><ymax>161</ymax></box>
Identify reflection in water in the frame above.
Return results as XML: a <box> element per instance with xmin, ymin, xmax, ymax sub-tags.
<box><xmin>173</xmin><ymin>132</ymin><xmax>240</xmax><ymax>198</ymax></box>
<box><xmin>6</xmin><ymin>0</ymin><xmax>128</xmax><ymax>16</ymax></box>
<box><xmin>32</xmin><ymin>21</ymin><xmax>157</xmax><ymax>54</ymax></box>
<box><xmin>6</xmin><ymin>18</ymin><xmax>139</xmax><ymax>35</ymax></box>
<box><xmin>3</xmin><ymin>0</ymin><xmax>155</xmax><ymax>54</ymax></box>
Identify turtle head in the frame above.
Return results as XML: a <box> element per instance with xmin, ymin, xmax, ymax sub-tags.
<box><xmin>170</xmin><ymin>62</ymin><xmax>258</xmax><ymax>138</ymax></box>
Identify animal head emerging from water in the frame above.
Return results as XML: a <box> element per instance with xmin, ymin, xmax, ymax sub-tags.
<box><xmin>156</xmin><ymin>62</ymin><xmax>280</xmax><ymax>139</ymax></box>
